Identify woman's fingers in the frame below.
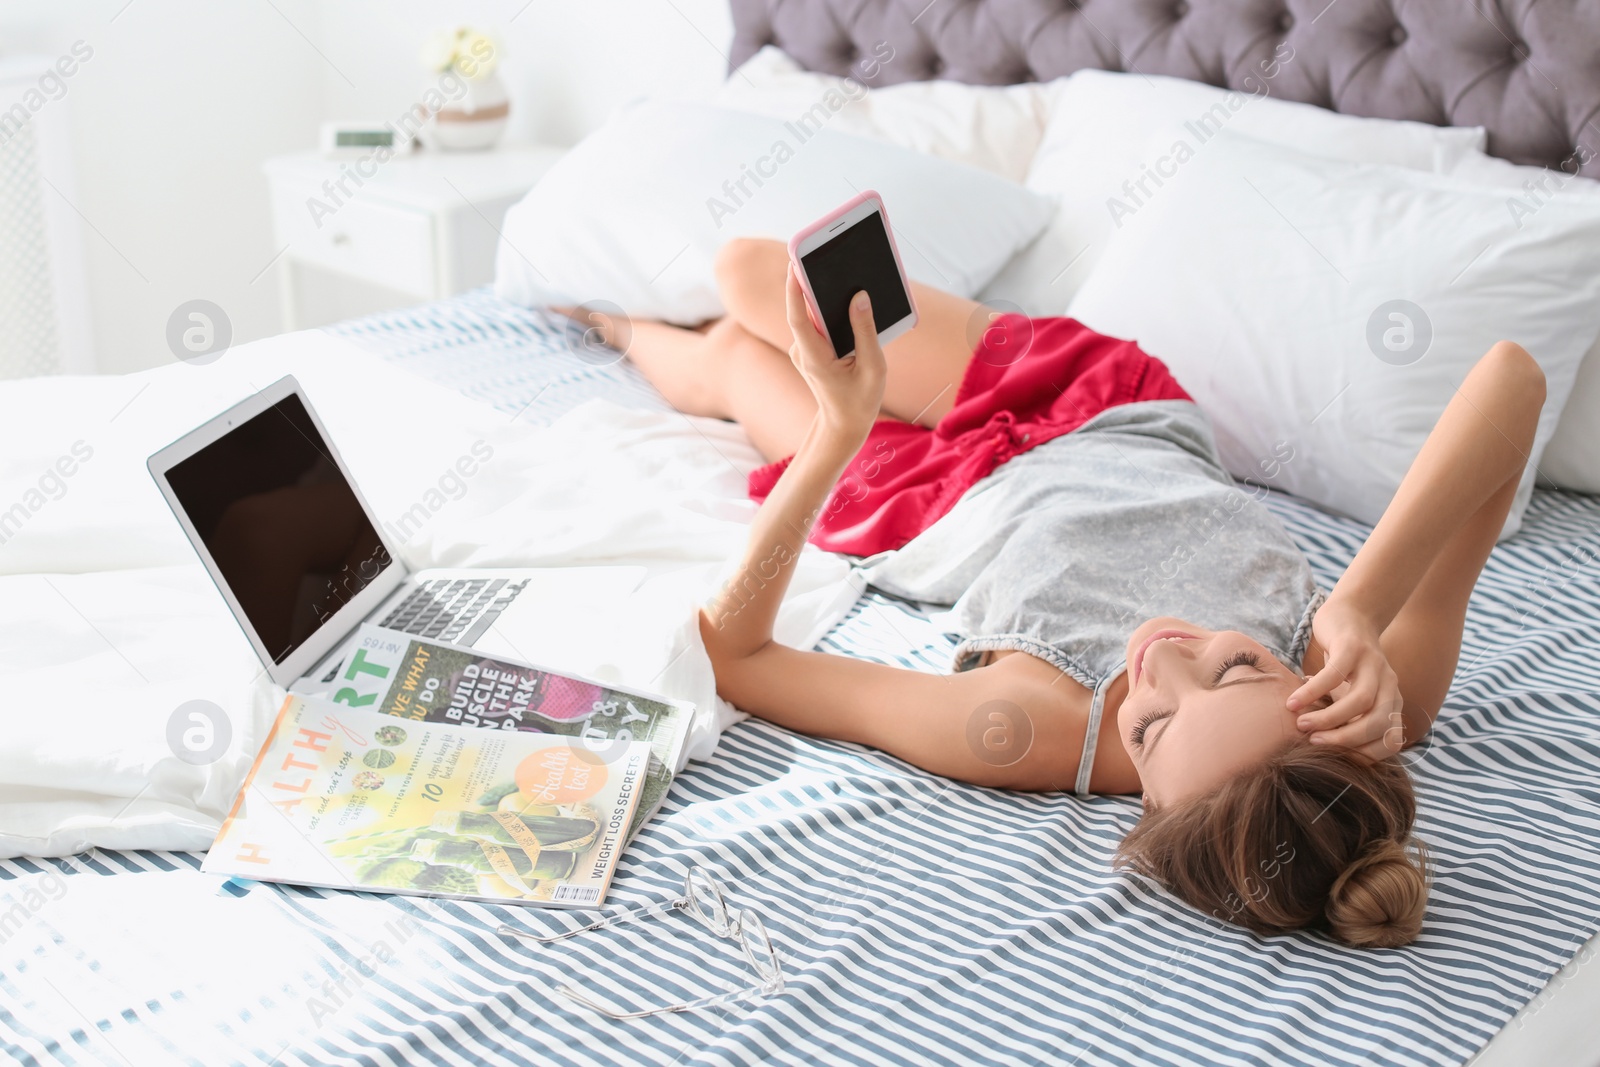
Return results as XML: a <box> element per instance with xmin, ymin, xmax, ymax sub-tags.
<box><xmin>1298</xmin><ymin>667</ymin><xmax>1368</xmax><ymax>736</ymax></box>
<box><xmin>1294</xmin><ymin>699</ymin><xmax>1354</xmax><ymax>733</ymax></box>
<box><xmin>784</xmin><ymin>264</ymin><xmax>829</xmax><ymax>359</ymax></box>
<box><xmin>1307</xmin><ymin>720</ymin><xmax>1366</xmax><ymax>748</ymax></box>
<box><xmin>1308</xmin><ymin>702</ymin><xmax>1386</xmax><ymax>749</ymax></box>
<box><xmin>846</xmin><ymin>290</ymin><xmax>881</xmax><ymax>362</ymax></box>
<box><xmin>1342</xmin><ymin>712</ymin><xmax>1407</xmax><ymax>761</ymax></box>
<box><xmin>1304</xmin><ymin>672</ymin><xmax>1406</xmax><ymax>748</ymax></box>
<box><xmin>778</xmin><ymin>267</ymin><xmax>887</xmax><ymax>432</ymax></box>
<box><xmin>783</xmin><ymin>262</ymin><xmax>807</xmax><ymax>332</ymax></box>
<box><xmin>1288</xmin><ymin>662</ymin><xmax>1346</xmax><ymax>712</ymax></box>
<box><xmin>1373</xmin><ymin>676</ymin><xmax>1406</xmax><ymax>749</ymax></box>
<box><xmin>1306</xmin><ymin>693</ymin><xmax>1362</xmax><ymax>741</ymax></box>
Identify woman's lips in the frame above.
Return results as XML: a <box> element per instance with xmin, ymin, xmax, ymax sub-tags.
<box><xmin>1133</xmin><ymin>629</ymin><xmax>1196</xmax><ymax>685</ymax></box>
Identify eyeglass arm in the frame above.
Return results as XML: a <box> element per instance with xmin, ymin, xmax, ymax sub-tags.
<box><xmin>557</xmin><ymin>980</ymin><xmax>771</xmax><ymax>1020</ymax></box>
<box><xmin>498</xmin><ymin>897</ymin><xmax>686</xmax><ymax>945</ymax></box>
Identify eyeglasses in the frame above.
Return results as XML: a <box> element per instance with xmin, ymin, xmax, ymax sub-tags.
<box><xmin>497</xmin><ymin>865</ymin><xmax>784</xmax><ymax>1019</ymax></box>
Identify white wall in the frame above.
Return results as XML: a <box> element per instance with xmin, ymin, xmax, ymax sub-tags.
<box><xmin>314</xmin><ymin>1</ymin><xmax>734</xmax><ymax>148</ymax></box>
<box><xmin>0</xmin><ymin>1</ymin><xmax>324</xmax><ymax>375</ymax></box>
<box><xmin>0</xmin><ymin>1</ymin><xmax>734</xmax><ymax>375</ymax></box>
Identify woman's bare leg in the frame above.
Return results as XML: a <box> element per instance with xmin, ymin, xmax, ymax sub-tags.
<box><xmin>562</xmin><ymin>307</ymin><xmax>821</xmax><ymax>462</ymax></box>
<box><xmin>560</xmin><ymin>231</ymin><xmax>988</xmax><ymax>455</ymax></box>
<box><xmin>601</xmin><ymin>317</ymin><xmax>728</xmax><ymax>416</ymax></box>
<box><xmin>711</xmin><ymin>318</ymin><xmax>822</xmax><ymax>461</ymax></box>
<box><xmin>713</xmin><ymin>237</ymin><xmax>986</xmax><ymax>427</ymax></box>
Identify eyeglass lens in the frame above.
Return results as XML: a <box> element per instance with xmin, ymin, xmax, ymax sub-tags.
<box><xmin>684</xmin><ymin>866</ymin><xmax>733</xmax><ymax>937</ymax></box>
<box><xmin>736</xmin><ymin>910</ymin><xmax>781</xmax><ymax>987</ymax></box>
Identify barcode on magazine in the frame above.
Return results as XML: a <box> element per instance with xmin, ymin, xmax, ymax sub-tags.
<box><xmin>552</xmin><ymin>884</ymin><xmax>602</xmax><ymax>905</ymax></box>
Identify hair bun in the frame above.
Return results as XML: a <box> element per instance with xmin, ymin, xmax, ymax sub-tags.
<box><xmin>1325</xmin><ymin>837</ymin><xmax>1429</xmax><ymax>948</ymax></box>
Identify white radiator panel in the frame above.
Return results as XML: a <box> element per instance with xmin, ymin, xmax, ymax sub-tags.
<box><xmin>0</xmin><ymin>121</ymin><xmax>64</xmax><ymax>378</ymax></box>
<box><xmin>0</xmin><ymin>56</ymin><xmax>93</xmax><ymax>380</ymax></box>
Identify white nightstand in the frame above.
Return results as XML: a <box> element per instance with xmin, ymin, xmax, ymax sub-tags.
<box><xmin>263</xmin><ymin>145</ymin><xmax>564</xmax><ymax>330</ymax></box>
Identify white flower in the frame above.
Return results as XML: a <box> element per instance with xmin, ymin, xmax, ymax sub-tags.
<box><xmin>419</xmin><ymin>28</ymin><xmax>458</xmax><ymax>72</ymax></box>
<box><xmin>455</xmin><ymin>30</ymin><xmax>499</xmax><ymax>79</ymax></box>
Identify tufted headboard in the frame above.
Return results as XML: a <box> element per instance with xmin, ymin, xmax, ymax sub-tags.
<box><xmin>728</xmin><ymin>0</ymin><xmax>1600</xmax><ymax>180</ymax></box>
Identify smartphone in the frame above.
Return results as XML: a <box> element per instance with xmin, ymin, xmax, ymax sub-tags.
<box><xmin>788</xmin><ymin>191</ymin><xmax>918</xmax><ymax>358</ymax></box>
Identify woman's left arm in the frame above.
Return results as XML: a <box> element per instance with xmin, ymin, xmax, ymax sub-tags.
<box><xmin>1292</xmin><ymin>341</ymin><xmax>1546</xmax><ymax>753</ymax></box>
<box><xmin>696</xmin><ymin>270</ymin><xmax>1084</xmax><ymax>788</ymax></box>
<box><xmin>700</xmin><ymin>267</ymin><xmax>884</xmax><ymax>657</ymax></box>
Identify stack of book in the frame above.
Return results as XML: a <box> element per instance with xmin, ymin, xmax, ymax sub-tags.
<box><xmin>205</xmin><ymin>625</ymin><xmax>691</xmax><ymax>908</ymax></box>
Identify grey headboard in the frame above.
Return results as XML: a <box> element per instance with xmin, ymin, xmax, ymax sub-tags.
<box><xmin>728</xmin><ymin>0</ymin><xmax>1600</xmax><ymax>179</ymax></box>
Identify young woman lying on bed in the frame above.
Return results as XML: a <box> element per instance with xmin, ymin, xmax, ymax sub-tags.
<box><xmin>571</xmin><ymin>237</ymin><xmax>1545</xmax><ymax>949</ymax></box>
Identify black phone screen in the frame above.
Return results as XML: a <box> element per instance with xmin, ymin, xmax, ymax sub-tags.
<box><xmin>800</xmin><ymin>209</ymin><xmax>914</xmax><ymax>357</ymax></box>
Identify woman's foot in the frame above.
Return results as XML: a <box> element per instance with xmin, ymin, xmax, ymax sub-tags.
<box><xmin>552</xmin><ymin>303</ymin><xmax>634</xmax><ymax>355</ymax></box>
<box><xmin>553</xmin><ymin>305</ymin><xmax>718</xmax><ymax>354</ymax></box>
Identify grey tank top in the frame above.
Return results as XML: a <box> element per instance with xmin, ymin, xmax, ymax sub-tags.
<box><xmin>855</xmin><ymin>400</ymin><xmax>1324</xmax><ymax>795</ymax></box>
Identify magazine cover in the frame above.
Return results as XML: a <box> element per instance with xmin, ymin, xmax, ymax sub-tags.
<box><xmin>205</xmin><ymin>694</ymin><xmax>652</xmax><ymax>908</ymax></box>
<box><xmin>294</xmin><ymin>624</ymin><xmax>690</xmax><ymax>839</ymax></box>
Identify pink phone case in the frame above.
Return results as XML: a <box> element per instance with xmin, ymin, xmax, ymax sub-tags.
<box><xmin>787</xmin><ymin>190</ymin><xmax>918</xmax><ymax>353</ymax></box>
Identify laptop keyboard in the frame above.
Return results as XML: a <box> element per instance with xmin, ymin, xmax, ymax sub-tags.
<box><xmin>378</xmin><ymin>577</ymin><xmax>529</xmax><ymax>646</ymax></box>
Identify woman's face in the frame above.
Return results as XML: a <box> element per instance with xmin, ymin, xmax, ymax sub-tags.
<box><xmin>1119</xmin><ymin>616</ymin><xmax>1308</xmax><ymax>807</ymax></box>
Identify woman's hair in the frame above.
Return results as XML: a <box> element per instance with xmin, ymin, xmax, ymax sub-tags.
<box><xmin>1114</xmin><ymin>745</ymin><xmax>1430</xmax><ymax>948</ymax></box>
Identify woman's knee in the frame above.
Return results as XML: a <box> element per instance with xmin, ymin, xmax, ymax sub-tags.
<box><xmin>708</xmin><ymin>319</ymin><xmax>793</xmax><ymax>394</ymax></box>
<box><xmin>713</xmin><ymin>237</ymin><xmax>781</xmax><ymax>287</ymax></box>
<box><xmin>1484</xmin><ymin>340</ymin><xmax>1545</xmax><ymax>402</ymax></box>
<box><xmin>704</xmin><ymin>317</ymin><xmax>765</xmax><ymax>365</ymax></box>
<box><xmin>714</xmin><ymin>238</ymin><xmax>786</xmax><ymax>321</ymax></box>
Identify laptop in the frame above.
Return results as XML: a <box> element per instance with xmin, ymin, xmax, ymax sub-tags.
<box><xmin>148</xmin><ymin>374</ymin><xmax>644</xmax><ymax>690</ymax></box>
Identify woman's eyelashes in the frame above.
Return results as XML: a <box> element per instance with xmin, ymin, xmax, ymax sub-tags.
<box><xmin>1131</xmin><ymin>650</ymin><xmax>1267</xmax><ymax>749</ymax></box>
<box><xmin>1130</xmin><ymin>708</ymin><xmax>1174</xmax><ymax>748</ymax></box>
<box><xmin>1209</xmin><ymin>649</ymin><xmax>1263</xmax><ymax>686</ymax></box>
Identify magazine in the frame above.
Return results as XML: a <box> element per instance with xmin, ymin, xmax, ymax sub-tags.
<box><xmin>205</xmin><ymin>694</ymin><xmax>653</xmax><ymax>907</ymax></box>
<box><xmin>293</xmin><ymin>624</ymin><xmax>691</xmax><ymax>840</ymax></box>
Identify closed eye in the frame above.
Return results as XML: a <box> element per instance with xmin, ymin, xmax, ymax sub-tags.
<box><xmin>1130</xmin><ymin>707</ymin><xmax>1175</xmax><ymax>748</ymax></box>
<box><xmin>1210</xmin><ymin>650</ymin><xmax>1263</xmax><ymax>687</ymax></box>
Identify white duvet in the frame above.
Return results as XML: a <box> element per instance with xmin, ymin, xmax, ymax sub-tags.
<box><xmin>0</xmin><ymin>332</ymin><xmax>858</xmax><ymax>859</ymax></box>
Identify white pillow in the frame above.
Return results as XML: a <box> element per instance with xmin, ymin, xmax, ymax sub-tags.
<box><xmin>1064</xmin><ymin>131</ymin><xmax>1600</xmax><ymax>539</ymax></box>
<box><xmin>1446</xmin><ymin>149</ymin><xmax>1600</xmax><ymax>494</ymax></box>
<box><xmin>493</xmin><ymin>99</ymin><xmax>1054</xmax><ymax>324</ymax></box>
<box><xmin>714</xmin><ymin>45</ymin><xmax>1048</xmax><ymax>182</ymax></box>
<box><xmin>983</xmin><ymin>69</ymin><xmax>1490</xmax><ymax>316</ymax></box>
<box><xmin>1544</xmin><ymin>352</ymin><xmax>1600</xmax><ymax>494</ymax></box>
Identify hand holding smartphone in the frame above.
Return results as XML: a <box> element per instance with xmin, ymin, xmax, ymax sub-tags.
<box><xmin>788</xmin><ymin>191</ymin><xmax>918</xmax><ymax>358</ymax></box>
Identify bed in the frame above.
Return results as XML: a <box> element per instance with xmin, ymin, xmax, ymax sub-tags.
<box><xmin>1</xmin><ymin>288</ymin><xmax>1595</xmax><ymax>1065</ymax></box>
<box><xmin>6</xmin><ymin>1</ymin><xmax>1600</xmax><ymax>1063</ymax></box>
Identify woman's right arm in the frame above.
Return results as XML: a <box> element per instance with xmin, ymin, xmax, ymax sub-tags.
<box><xmin>1290</xmin><ymin>341</ymin><xmax>1546</xmax><ymax>753</ymax></box>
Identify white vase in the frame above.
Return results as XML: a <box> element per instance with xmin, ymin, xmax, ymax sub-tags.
<box><xmin>420</xmin><ymin>70</ymin><xmax>509</xmax><ymax>152</ymax></box>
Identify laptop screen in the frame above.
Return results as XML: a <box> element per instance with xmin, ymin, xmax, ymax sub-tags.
<box><xmin>164</xmin><ymin>392</ymin><xmax>392</xmax><ymax>664</ymax></box>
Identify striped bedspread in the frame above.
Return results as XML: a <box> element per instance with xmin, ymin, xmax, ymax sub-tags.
<box><xmin>3</xmin><ymin>290</ymin><xmax>1597</xmax><ymax>1066</ymax></box>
